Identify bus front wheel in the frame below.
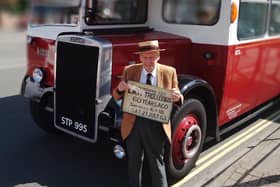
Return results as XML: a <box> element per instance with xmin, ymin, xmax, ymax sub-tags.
<box><xmin>30</xmin><ymin>100</ymin><xmax>59</xmax><ymax>134</ymax></box>
<box><xmin>166</xmin><ymin>98</ymin><xmax>207</xmax><ymax>181</ymax></box>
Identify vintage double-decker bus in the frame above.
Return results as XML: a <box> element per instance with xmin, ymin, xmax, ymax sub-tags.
<box><xmin>21</xmin><ymin>0</ymin><xmax>280</xmax><ymax>182</ymax></box>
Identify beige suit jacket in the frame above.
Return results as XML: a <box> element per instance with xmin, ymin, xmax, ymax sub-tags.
<box><xmin>112</xmin><ymin>63</ymin><xmax>183</xmax><ymax>143</ymax></box>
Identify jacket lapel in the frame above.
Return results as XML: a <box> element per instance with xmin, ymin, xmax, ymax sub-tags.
<box><xmin>128</xmin><ymin>64</ymin><xmax>142</xmax><ymax>82</ymax></box>
<box><xmin>157</xmin><ymin>64</ymin><xmax>163</xmax><ymax>88</ymax></box>
<box><xmin>136</xmin><ymin>64</ymin><xmax>142</xmax><ymax>82</ymax></box>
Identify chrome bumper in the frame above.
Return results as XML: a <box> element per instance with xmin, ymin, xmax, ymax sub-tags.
<box><xmin>21</xmin><ymin>76</ymin><xmax>53</xmax><ymax>102</ymax></box>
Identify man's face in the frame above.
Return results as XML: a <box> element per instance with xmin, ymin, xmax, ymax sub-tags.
<box><xmin>139</xmin><ymin>51</ymin><xmax>160</xmax><ymax>73</ymax></box>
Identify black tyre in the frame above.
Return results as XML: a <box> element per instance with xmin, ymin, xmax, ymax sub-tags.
<box><xmin>30</xmin><ymin>100</ymin><xmax>59</xmax><ymax>133</ymax></box>
<box><xmin>165</xmin><ymin>98</ymin><xmax>207</xmax><ymax>182</ymax></box>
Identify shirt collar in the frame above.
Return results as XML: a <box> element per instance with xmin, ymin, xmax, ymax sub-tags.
<box><xmin>142</xmin><ymin>64</ymin><xmax>157</xmax><ymax>78</ymax></box>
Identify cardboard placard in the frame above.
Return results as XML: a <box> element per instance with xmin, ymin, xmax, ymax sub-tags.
<box><xmin>122</xmin><ymin>81</ymin><xmax>173</xmax><ymax>123</ymax></box>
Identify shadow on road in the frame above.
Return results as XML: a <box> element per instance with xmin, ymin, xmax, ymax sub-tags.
<box><xmin>0</xmin><ymin>95</ymin><xmax>127</xmax><ymax>187</ymax></box>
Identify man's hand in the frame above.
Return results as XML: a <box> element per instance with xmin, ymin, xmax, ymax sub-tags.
<box><xmin>117</xmin><ymin>80</ymin><xmax>129</xmax><ymax>93</ymax></box>
<box><xmin>171</xmin><ymin>88</ymin><xmax>182</xmax><ymax>103</ymax></box>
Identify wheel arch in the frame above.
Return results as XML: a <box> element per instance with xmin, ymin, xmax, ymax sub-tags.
<box><xmin>178</xmin><ymin>74</ymin><xmax>220</xmax><ymax>142</ymax></box>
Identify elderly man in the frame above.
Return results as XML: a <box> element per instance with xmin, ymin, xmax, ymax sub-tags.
<box><xmin>112</xmin><ymin>40</ymin><xmax>183</xmax><ymax>187</ymax></box>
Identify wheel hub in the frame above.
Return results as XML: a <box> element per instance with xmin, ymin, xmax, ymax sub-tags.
<box><xmin>172</xmin><ymin>115</ymin><xmax>202</xmax><ymax>166</ymax></box>
<box><xmin>186</xmin><ymin>136</ymin><xmax>193</xmax><ymax>146</ymax></box>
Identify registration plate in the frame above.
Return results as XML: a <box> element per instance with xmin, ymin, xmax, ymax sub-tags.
<box><xmin>60</xmin><ymin>116</ymin><xmax>88</xmax><ymax>133</ymax></box>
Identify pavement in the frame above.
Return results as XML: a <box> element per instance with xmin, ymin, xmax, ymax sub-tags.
<box><xmin>0</xmin><ymin>30</ymin><xmax>26</xmax><ymax>97</ymax></box>
<box><xmin>207</xmin><ymin>124</ymin><xmax>280</xmax><ymax>187</ymax></box>
<box><xmin>176</xmin><ymin>108</ymin><xmax>280</xmax><ymax>187</ymax></box>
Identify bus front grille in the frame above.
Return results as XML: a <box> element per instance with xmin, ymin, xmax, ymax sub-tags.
<box><xmin>55</xmin><ymin>41</ymin><xmax>99</xmax><ymax>142</ymax></box>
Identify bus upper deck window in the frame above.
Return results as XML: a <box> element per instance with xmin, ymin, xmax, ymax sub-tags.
<box><xmin>30</xmin><ymin>0</ymin><xmax>80</xmax><ymax>26</ymax></box>
<box><xmin>162</xmin><ymin>0</ymin><xmax>221</xmax><ymax>25</ymax></box>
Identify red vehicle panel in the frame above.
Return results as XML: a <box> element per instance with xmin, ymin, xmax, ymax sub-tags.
<box><xmin>27</xmin><ymin>37</ymin><xmax>55</xmax><ymax>86</ymax></box>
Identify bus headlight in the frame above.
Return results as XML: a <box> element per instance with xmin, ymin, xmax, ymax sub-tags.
<box><xmin>32</xmin><ymin>68</ymin><xmax>44</xmax><ymax>83</ymax></box>
<box><xmin>113</xmin><ymin>144</ymin><xmax>126</xmax><ymax>159</ymax></box>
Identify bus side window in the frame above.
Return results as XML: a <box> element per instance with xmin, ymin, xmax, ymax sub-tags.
<box><xmin>237</xmin><ymin>1</ymin><xmax>268</xmax><ymax>40</ymax></box>
<box><xmin>269</xmin><ymin>2</ymin><xmax>280</xmax><ymax>35</ymax></box>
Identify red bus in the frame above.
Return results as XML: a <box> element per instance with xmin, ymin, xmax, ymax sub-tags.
<box><xmin>21</xmin><ymin>0</ymin><xmax>280</xmax><ymax>181</ymax></box>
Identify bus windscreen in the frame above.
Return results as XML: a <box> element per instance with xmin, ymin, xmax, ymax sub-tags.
<box><xmin>85</xmin><ymin>0</ymin><xmax>148</xmax><ymax>25</ymax></box>
<box><xmin>30</xmin><ymin>0</ymin><xmax>81</xmax><ymax>26</ymax></box>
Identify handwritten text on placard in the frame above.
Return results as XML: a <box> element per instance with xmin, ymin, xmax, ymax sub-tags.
<box><xmin>122</xmin><ymin>81</ymin><xmax>173</xmax><ymax>123</ymax></box>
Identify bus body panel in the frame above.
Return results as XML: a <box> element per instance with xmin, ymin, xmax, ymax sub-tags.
<box><xmin>254</xmin><ymin>38</ymin><xmax>280</xmax><ymax>105</ymax></box>
<box><xmin>188</xmin><ymin>43</ymin><xmax>228</xmax><ymax>122</ymax></box>
<box><xmin>27</xmin><ymin>37</ymin><xmax>55</xmax><ymax>86</ymax></box>
<box><xmin>217</xmin><ymin>0</ymin><xmax>280</xmax><ymax>125</ymax></box>
<box><xmin>221</xmin><ymin>38</ymin><xmax>280</xmax><ymax>124</ymax></box>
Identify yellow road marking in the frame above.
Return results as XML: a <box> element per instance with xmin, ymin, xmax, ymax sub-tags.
<box><xmin>197</xmin><ymin>112</ymin><xmax>279</xmax><ymax>166</ymax></box>
<box><xmin>172</xmin><ymin>110</ymin><xmax>280</xmax><ymax>187</ymax></box>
